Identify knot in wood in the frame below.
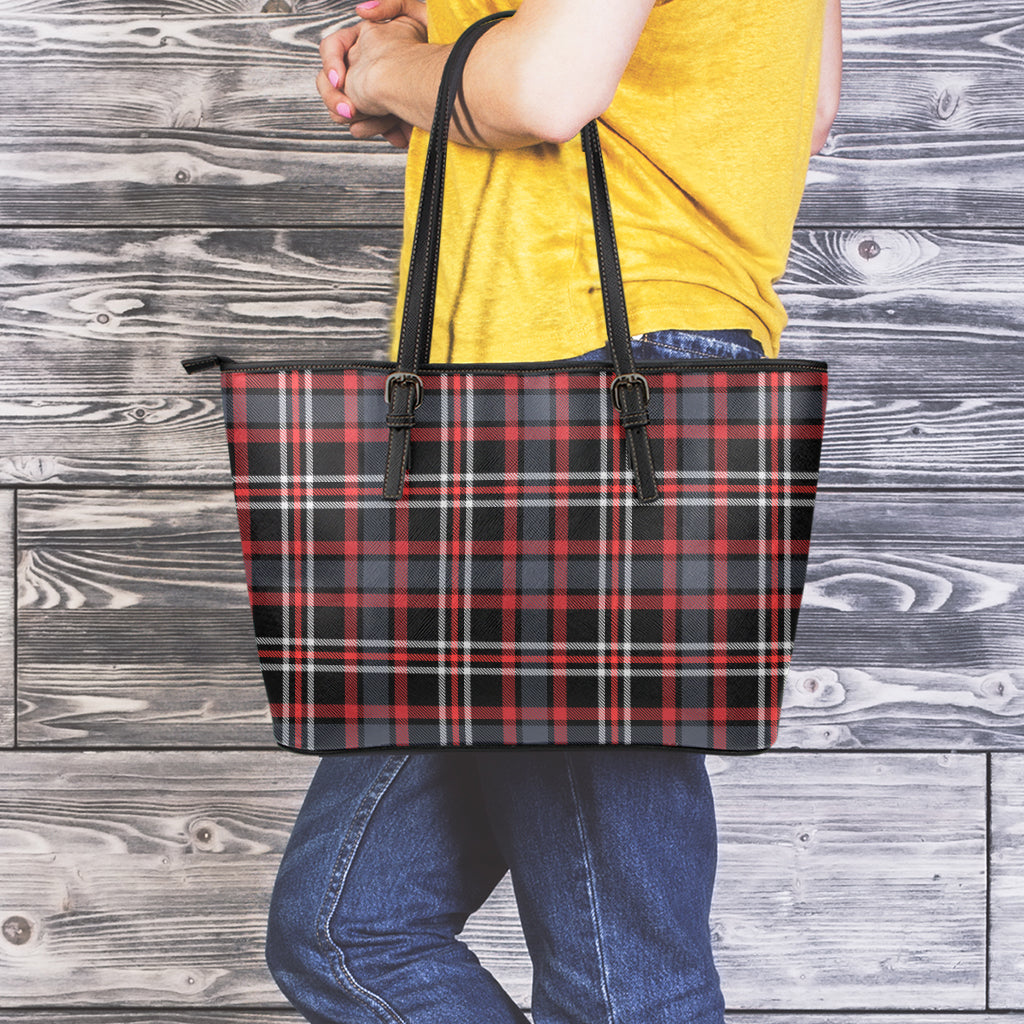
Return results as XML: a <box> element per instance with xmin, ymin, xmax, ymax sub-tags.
<box><xmin>175</xmin><ymin>169</ymin><xmax>191</xmax><ymax>184</ymax></box>
<box><xmin>2</xmin><ymin>915</ymin><xmax>33</xmax><ymax>946</ymax></box>
<box><xmin>858</xmin><ymin>239</ymin><xmax>881</xmax><ymax>261</ymax></box>
<box><xmin>262</xmin><ymin>0</ymin><xmax>294</xmax><ymax>11</ymax></box>
<box><xmin>189</xmin><ymin>818</ymin><xmax>220</xmax><ymax>850</ymax></box>
<box><xmin>936</xmin><ymin>88</ymin><xmax>959</xmax><ymax>121</ymax></box>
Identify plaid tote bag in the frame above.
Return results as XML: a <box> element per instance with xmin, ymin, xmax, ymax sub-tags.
<box><xmin>183</xmin><ymin>12</ymin><xmax>828</xmax><ymax>754</ymax></box>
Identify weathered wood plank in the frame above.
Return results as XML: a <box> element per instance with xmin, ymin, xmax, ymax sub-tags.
<box><xmin>0</xmin><ymin>0</ymin><xmax>1019</xmax><ymax>57</ymax></box>
<box><xmin>0</xmin><ymin>0</ymin><xmax>375</xmax><ymax>15</ymax></box>
<box><xmin>7</xmin><ymin>361</ymin><xmax>1019</xmax><ymax>486</ymax></box>
<box><xmin>2</xmin><ymin>0</ymin><xmax>1013</xmax><ymax>26</ymax></box>
<box><xmin>14</xmin><ymin>489</ymin><xmax>1024</xmax><ymax>749</ymax></box>
<box><xmin>0</xmin><ymin>1017</ymin><xmax>308</xmax><ymax>1024</ymax></box>
<box><xmin>2</xmin><ymin>134</ymin><xmax>1023</xmax><ymax>229</ymax></box>
<box><xmin>0</xmin><ymin>750</ymin><xmax>318</xmax><ymax>1005</ymax></box>
<box><xmin>782</xmin><ymin>492</ymin><xmax>1024</xmax><ymax>750</ymax></box>
<box><xmin>0</xmin><ymin>489</ymin><xmax>13</xmax><ymax>748</ymax></box>
<box><xmin>0</xmin><ymin>2</ymin><xmax>1022</xmax><ymax>227</ymax></box>
<box><xmin>990</xmin><ymin>753</ymin><xmax>1024</xmax><ymax>1008</ymax></box>
<box><xmin>0</xmin><ymin>227</ymin><xmax>400</xmax><ymax>397</ymax></box>
<box><xmin>14</xmin><ymin>614</ymin><xmax>273</xmax><ymax>746</ymax></box>
<box><xmin>1</xmin><ymin>227</ymin><xmax>1021</xmax><ymax>487</ymax></box>
<box><xmin>0</xmin><ymin>752</ymin><xmax>985</xmax><ymax>1008</ymax></box>
<box><xmin>3</xmin><ymin>227</ymin><xmax>1024</xmax><ymax>390</ymax></box>
<box><xmin>707</xmin><ymin>752</ymin><xmax>986</xmax><ymax>1008</ymax></box>
<box><xmin>14</xmin><ymin>489</ymin><xmax>273</xmax><ymax>746</ymax></box>
<box><xmin>3</xmin><ymin>33</ymin><xmax>1023</xmax><ymax>134</ymax></box>
<box><xmin>0</xmin><ymin>1018</ymin><xmax>305</xmax><ymax>1024</ymax></box>
<box><xmin>0</xmin><ymin>135</ymin><xmax>407</xmax><ymax>228</ymax></box>
<box><xmin>1</xmin><ymin>0</ymin><xmax>310</xmax><ymax>12</ymax></box>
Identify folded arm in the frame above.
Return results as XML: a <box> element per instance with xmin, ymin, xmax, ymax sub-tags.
<box><xmin>318</xmin><ymin>0</ymin><xmax>842</xmax><ymax>154</ymax></box>
<box><xmin>317</xmin><ymin>0</ymin><xmax>657</xmax><ymax>149</ymax></box>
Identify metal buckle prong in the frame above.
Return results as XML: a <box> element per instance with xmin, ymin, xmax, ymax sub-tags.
<box><xmin>611</xmin><ymin>373</ymin><xmax>651</xmax><ymax>412</ymax></box>
<box><xmin>384</xmin><ymin>372</ymin><xmax>424</xmax><ymax>409</ymax></box>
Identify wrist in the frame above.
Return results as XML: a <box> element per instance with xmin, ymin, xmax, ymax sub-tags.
<box><xmin>380</xmin><ymin>39</ymin><xmax>450</xmax><ymax>132</ymax></box>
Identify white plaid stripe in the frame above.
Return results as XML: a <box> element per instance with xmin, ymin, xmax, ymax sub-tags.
<box><xmin>276</xmin><ymin>373</ymin><xmax>293</xmax><ymax>750</ymax></box>
<box><xmin>597</xmin><ymin>377</ymin><xmax>610</xmax><ymax>744</ymax></box>
<box><xmin>437</xmin><ymin>379</ymin><xmax>451</xmax><ymax>745</ymax></box>
<box><xmin>303</xmin><ymin>370</ymin><xmax>315</xmax><ymax>751</ymax></box>
<box><xmin>461</xmin><ymin>377</ymin><xmax>475</xmax><ymax>745</ymax></box>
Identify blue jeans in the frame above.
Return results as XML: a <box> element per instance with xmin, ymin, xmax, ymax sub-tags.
<box><xmin>265</xmin><ymin>331</ymin><xmax>760</xmax><ymax>1024</ymax></box>
<box><xmin>574</xmin><ymin>328</ymin><xmax>763</xmax><ymax>363</ymax></box>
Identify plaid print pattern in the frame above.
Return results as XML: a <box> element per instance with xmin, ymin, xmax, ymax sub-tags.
<box><xmin>220</xmin><ymin>361</ymin><xmax>826</xmax><ymax>753</ymax></box>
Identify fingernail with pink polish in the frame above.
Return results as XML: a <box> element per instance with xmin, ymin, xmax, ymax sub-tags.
<box><xmin>328</xmin><ymin>68</ymin><xmax>339</xmax><ymax>88</ymax></box>
<box><xmin>336</xmin><ymin>102</ymin><xmax>353</xmax><ymax>119</ymax></box>
<box><xmin>358</xmin><ymin>1</ymin><xmax>381</xmax><ymax>9</ymax></box>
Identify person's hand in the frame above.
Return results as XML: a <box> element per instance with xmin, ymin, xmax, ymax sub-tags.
<box><xmin>317</xmin><ymin>0</ymin><xmax>428</xmax><ymax>148</ymax></box>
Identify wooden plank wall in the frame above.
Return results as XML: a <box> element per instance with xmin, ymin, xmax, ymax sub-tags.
<box><xmin>1</xmin><ymin>0</ymin><xmax>1022</xmax><ymax>1020</ymax></box>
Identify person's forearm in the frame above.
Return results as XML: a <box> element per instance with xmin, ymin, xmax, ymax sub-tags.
<box><xmin>348</xmin><ymin>1</ymin><xmax>656</xmax><ymax>150</ymax></box>
<box><xmin>369</xmin><ymin>28</ymin><xmax>550</xmax><ymax>149</ymax></box>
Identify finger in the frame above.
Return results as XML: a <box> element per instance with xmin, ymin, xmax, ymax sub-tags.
<box><xmin>355</xmin><ymin>0</ymin><xmax>427</xmax><ymax>27</ymax></box>
<box><xmin>393</xmin><ymin>121</ymin><xmax>413</xmax><ymax>148</ymax></box>
<box><xmin>381</xmin><ymin>125</ymin><xmax>410</xmax><ymax>149</ymax></box>
<box><xmin>316</xmin><ymin>68</ymin><xmax>358</xmax><ymax>122</ymax></box>
<box><xmin>348</xmin><ymin>114</ymin><xmax>402</xmax><ymax>140</ymax></box>
<box><xmin>318</xmin><ymin>24</ymin><xmax>357</xmax><ymax>90</ymax></box>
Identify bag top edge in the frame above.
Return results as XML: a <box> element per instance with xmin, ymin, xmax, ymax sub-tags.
<box><xmin>211</xmin><ymin>358</ymin><xmax>828</xmax><ymax>374</ymax></box>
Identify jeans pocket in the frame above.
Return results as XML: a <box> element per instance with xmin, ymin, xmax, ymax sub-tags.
<box><xmin>573</xmin><ymin>329</ymin><xmax>763</xmax><ymax>363</ymax></box>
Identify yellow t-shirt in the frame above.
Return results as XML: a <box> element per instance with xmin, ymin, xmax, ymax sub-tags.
<box><xmin>390</xmin><ymin>0</ymin><xmax>826</xmax><ymax>362</ymax></box>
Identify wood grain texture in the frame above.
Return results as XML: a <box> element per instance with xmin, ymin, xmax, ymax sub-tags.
<box><xmin>0</xmin><ymin>750</ymin><xmax>318</xmax><ymax>1005</ymax></box>
<box><xmin>0</xmin><ymin>752</ymin><xmax>986</xmax><ymax>1009</ymax></box>
<box><xmin>0</xmin><ymin>1017</ymin><xmax>309</xmax><ymax>1024</ymax></box>
<box><xmin>0</xmin><ymin>1018</ymin><xmax>305</xmax><ymax>1024</ymax></box>
<box><xmin>708</xmin><ymin>752</ymin><xmax>986</xmax><ymax>1009</ymax></box>
<box><xmin>0</xmin><ymin>226</ymin><xmax>400</xmax><ymax>398</ymax></box>
<box><xmin>781</xmin><ymin>490</ymin><xmax>1024</xmax><ymax>750</ymax></box>
<box><xmin>0</xmin><ymin>0</ymin><xmax>1017</xmax><ymax>1014</ymax></box>
<box><xmin>0</xmin><ymin>135</ymin><xmax>407</xmax><ymax>228</ymax></box>
<box><xmin>2</xmin><ymin>0</ymin><xmax>1011</xmax><ymax>26</ymax></box>
<box><xmin>1</xmin><ymin>131</ymin><xmax>1022</xmax><ymax>229</ymax></box>
<box><xmin>15</xmin><ymin>490</ymin><xmax>272</xmax><ymax>746</ymax></box>
<box><xmin>0</xmin><ymin>490</ymin><xmax>13</xmax><ymax>748</ymax></box>
<box><xmin>3</xmin><ymin>226</ymin><xmax>1023</xmax><ymax>389</ymax></box>
<box><xmin>14</xmin><ymin>489</ymin><xmax>1024</xmax><ymax>750</ymax></box>
<box><xmin>2</xmin><ymin>227</ymin><xmax>1022</xmax><ymax>487</ymax></box>
<box><xmin>0</xmin><ymin>0</ymin><xmax>316</xmax><ymax>12</ymax></box>
<box><xmin>0</xmin><ymin>4</ymin><xmax>1022</xmax><ymax>226</ymax></box>
<box><xmin>2</xmin><ymin>14</ymin><xmax>1022</xmax><ymax>128</ymax></box>
<box><xmin>990</xmin><ymin>753</ymin><xmax>1024</xmax><ymax>1008</ymax></box>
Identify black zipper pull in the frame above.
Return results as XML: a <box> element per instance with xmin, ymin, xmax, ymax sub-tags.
<box><xmin>181</xmin><ymin>354</ymin><xmax>224</xmax><ymax>375</ymax></box>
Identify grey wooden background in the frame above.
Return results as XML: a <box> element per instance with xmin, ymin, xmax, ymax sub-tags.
<box><xmin>2</xmin><ymin>0</ymin><xmax>1023</xmax><ymax>1020</ymax></box>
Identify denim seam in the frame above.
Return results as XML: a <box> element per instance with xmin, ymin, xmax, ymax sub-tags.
<box><xmin>314</xmin><ymin>753</ymin><xmax>411</xmax><ymax>1024</ymax></box>
<box><xmin>564</xmin><ymin>754</ymin><xmax>618</xmax><ymax>1024</ymax></box>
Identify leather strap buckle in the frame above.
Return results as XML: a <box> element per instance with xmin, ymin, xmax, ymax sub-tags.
<box><xmin>611</xmin><ymin>373</ymin><xmax>650</xmax><ymax>412</ymax></box>
<box><xmin>384</xmin><ymin>372</ymin><xmax>424</xmax><ymax>409</ymax></box>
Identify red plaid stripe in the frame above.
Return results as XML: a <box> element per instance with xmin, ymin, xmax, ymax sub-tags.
<box><xmin>220</xmin><ymin>361</ymin><xmax>826</xmax><ymax>752</ymax></box>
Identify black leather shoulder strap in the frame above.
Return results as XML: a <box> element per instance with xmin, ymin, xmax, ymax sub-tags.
<box><xmin>384</xmin><ymin>10</ymin><xmax>658</xmax><ymax>503</ymax></box>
